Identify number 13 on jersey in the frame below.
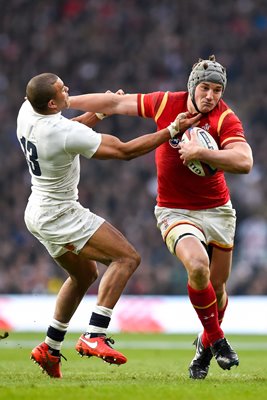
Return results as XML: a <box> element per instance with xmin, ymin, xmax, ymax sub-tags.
<box><xmin>20</xmin><ymin>136</ymin><xmax>41</xmax><ymax>176</ymax></box>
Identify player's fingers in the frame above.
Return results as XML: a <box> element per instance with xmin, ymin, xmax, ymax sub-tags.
<box><xmin>116</xmin><ymin>89</ymin><xmax>125</xmax><ymax>95</ymax></box>
<box><xmin>104</xmin><ymin>89</ymin><xmax>125</xmax><ymax>95</ymax></box>
<box><xmin>175</xmin><ymin>111</ymin><xmax>189</xmax><ymax>121</ymax></box>
<box><xmin>187</xmin><ymin>113</ymin><xmax>201</xmax><ymax>128</ymax></box>
<box><xmin>190</xmin><ymin>113</ymin><xmax>202</xmax><ymax>123</ymax></box>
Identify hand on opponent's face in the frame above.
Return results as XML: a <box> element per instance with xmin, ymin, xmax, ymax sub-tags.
<box><xmin>173</xmin><ymin>111</ymin><xmax>202</xmax><ymax>135</ymax></box>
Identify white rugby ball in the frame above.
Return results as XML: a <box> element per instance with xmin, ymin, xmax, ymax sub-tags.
<box><xmin>181</xmin><ymin>127</ymin><xmax>218</xmax><ymax>177</ymax></box>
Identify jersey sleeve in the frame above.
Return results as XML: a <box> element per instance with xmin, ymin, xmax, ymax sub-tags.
<box><xmin>137</xmin><ymin>92</ymin><xmax>166</xmax><ymax>119</ymax></box>
<box><xmin>219</xmin><ymin>111</ymin><xmax>247</xmax><ymax>148</ymax></box>
<box><xmin>65</xmin><ymin>120</ymin><xmax>101</xmax><ymax>159</ymax></box>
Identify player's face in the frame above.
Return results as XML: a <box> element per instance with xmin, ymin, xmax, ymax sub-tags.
<box><xmin>53</xmin><ymin>78</ymin><xmax>70</xmax><ymax>110</ymax></box>
<box><xmin>194</xmin><ymin>82</ymin><xmax>223</xmax><ymax>113</ymax></box>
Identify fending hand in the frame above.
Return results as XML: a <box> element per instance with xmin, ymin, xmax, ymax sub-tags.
<box><xmin>96</xmin><ymin>88</ymin><xmax>125</xmax><ymax>120</ymax></box>
<box><xmin>174</xmin><ymin>112</ymin><xmax>202</xmax><ymax>135</ymax></box>
<box><xmin>167</xmin><ymin>112</ymin><xmax>202</xmax><ymax>138</ymax></box>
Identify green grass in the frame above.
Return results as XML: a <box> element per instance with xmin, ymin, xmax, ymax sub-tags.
<box><xmin>0</xmin><ymin>332</ymin><xmax>267</xmax><ymax>400</ymax></box>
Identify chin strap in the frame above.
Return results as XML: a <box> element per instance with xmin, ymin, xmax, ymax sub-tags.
<box><xmin>191</xmin><ymin>89</ymin><xmax>201</xmax><ymax>114</ymax></box>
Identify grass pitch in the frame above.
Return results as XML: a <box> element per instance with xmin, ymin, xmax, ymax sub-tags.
<box><xmin>0</xmin><ymin>332</ymin><xmax>266</xmax><ymax>400</ymax></box>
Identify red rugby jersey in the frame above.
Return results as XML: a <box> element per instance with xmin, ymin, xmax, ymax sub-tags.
<box><xmin>137</xmin><ymin>91</ymin><xmax>247</xmax><ymax>209</ymax></box>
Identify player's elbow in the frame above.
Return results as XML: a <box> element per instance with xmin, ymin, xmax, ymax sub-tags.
<box><xmin>242</xmin><ymin>162</ymin><xmax>253</xmax><ymax>174</ymax></box>
<box><xmin>233</xmin><ymin>147</ymin><xmax>253</xmax><ymax>174</ymax></box>
<box><xmin>242</xmin><ymin>154</ymin><xmax>253</xmax><ymax>174</ymax></box>
<box><xmin>235</xmin><ymin>157</ymin><xmax>253</xmax><ymax>174</ymax></box>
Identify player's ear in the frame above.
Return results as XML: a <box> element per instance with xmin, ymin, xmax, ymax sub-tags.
<box><xmin>48</xmin><ymin>99</ymin><xmax>57</xmax><ymax>110</ymax></box>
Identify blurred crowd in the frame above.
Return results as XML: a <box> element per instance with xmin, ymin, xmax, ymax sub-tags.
<box><xmin>1</xmin><ymin>0</ymin><xmax>267</xmax><ymax>296</ymax></box>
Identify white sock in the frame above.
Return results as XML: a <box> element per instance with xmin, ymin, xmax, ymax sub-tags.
<box><xmin>45</xmin><ymin>319</ymin><xmax>69</xmax><ymax>350</ymax></box>
<box><xmin>86</xmin><ymin>305</ymin><xmax>113</xmax><ymax>336</ymax></box>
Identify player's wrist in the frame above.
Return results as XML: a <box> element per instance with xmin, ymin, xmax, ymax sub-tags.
<box><xmin>167</xmin><ymin>112</ymin><xmax>189</xmax><ymax>138</ymax></box>
<box><xmin>167</xmin><ymin>121</ymin><xmax>179</xmax><ymax>138</ymax></box>
<box><xmin>95</xmin><ymin>112</ymin><xmax>108</xmax><ymax>120</ymax></box>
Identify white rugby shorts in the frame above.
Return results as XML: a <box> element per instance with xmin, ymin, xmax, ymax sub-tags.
<box><xmin>155</xmin><ymin>201</ymin><xmax>236</xmax><ymax>255</ymax></box>
<box><xmin>24</xmin><ymin>200</ymin><xmax>105</xmax><ymax>258</ymax></box>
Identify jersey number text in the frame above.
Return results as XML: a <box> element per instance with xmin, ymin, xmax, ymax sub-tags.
<box><xmin>20</xmin><ymin>136</ymin><xmax>41</xmax><ymax>176</ymax></box>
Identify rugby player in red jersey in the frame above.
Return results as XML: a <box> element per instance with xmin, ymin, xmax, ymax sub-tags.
<box><xmin>70</xmin><ymin>55</ymin><xmax>253</xmax><ymax>379</ymax></box>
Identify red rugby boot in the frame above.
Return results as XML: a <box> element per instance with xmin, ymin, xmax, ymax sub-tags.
<box><xmin>31</xmin><ymin>342</ymin><xmax>66</xmax><ymax>378</ymax></box>
<box><xmin>75</xmin><ymin>334</ymin><xmax>127</xmax><ymax>365</ymax></box>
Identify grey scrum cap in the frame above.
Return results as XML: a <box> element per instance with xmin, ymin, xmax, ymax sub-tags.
<box><xmin>187</xmin><ymin>56</ymin><xmax>227</xmax><ymax>100</ymax></box>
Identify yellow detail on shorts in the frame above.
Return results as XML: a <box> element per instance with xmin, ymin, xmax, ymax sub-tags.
<box><xmin>209</xmin><ymin>241</ymin><xmax>233</xmax><ymax>251</ymax></box>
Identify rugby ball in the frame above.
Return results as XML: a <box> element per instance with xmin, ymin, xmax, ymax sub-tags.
<box><xmin>181</xmin><ymin>127</ymin><xmax>218</xmax><ymax>177</ymax></box>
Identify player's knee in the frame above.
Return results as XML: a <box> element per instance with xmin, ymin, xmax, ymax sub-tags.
<box><xmin>126</xmin><ymin>249</ymin><xmax>141</xmax><ymax>274</ymax></box>
<box><xmin>187</xmin><ymin>257</ymin><xmax>210</xmax><ymax>286</ymax></box>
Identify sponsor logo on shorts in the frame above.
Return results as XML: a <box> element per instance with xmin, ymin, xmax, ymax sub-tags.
<box><xmin>163</xmin><ymin>218</ymin><xmax>169</xmax><ymax>229</ymax></box>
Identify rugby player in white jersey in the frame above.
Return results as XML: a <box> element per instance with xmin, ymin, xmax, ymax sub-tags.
<box><xmin>16</xmin><ymin>72</ymin><xmax>200</xmax><ymax>378</ymax></box>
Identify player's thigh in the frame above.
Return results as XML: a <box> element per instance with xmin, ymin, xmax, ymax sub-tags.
<box><xmin>175</xmin><ymin>235</ymin><xmax>210</xmax><ymax>273</ymax></box>
<box><xmin>80</xmin><ymin>220</ymin><xmax>140</xmax><ymax>265</ymax></box>
<box><xmin>209</xmin><ymin>247</ymin><xmax>233</xmax><ymax>287</ymax></box>
<box><xmin>162</xmin><ymin>217</ymin><xmax>209</xmax><ymax>271</ymax></box>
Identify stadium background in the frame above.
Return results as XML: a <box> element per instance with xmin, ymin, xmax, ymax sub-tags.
<box><xmin>0</xmin><ymin>0</ymin><xmax>267</xmax><ymax>302</ymax></box>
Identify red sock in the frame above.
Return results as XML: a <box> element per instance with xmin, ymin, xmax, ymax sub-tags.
<box><xmin>202</xmin><ymin>295</ymin><xmax>228</xmax><ymax>347</ymax></box>
<box><xmin>187</xmin><ymin>282</ymin><xmax>224</xmax><ymax>345</ymax></box>
<box><xmin>201</xmin><ymin>330</ymin><xmax>210</xmax><ymax>349</ymax></box>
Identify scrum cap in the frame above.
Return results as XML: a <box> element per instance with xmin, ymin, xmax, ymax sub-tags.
<box><xmin>187</xmin><ymin>55</ymin><xmax>227</xmax><ymax>101</ymax></box>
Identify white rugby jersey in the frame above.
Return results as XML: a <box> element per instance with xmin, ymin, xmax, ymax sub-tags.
<box><xmin>17</xmin><ymin>100</ymin><xmax>101</xmax><ymax>203</ymax></box>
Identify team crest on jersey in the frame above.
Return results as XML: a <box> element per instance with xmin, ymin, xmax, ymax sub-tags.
<box><xmin>201</xmin><ymin>123</ymin><xmax>210</xmax><ymax>132</ymax></box>
<box><xmin>169</xmin><ymin>137</ymin><xmax>180</xmax><ymax>148</ymax></box>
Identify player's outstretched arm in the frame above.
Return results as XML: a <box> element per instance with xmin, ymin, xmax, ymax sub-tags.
<box><xmin>92</xmin><ymin>117</ymin><xmax>182</xmax><ymax>161</ymax></box>
<box><xmin>93</xmin><ymin>130</ymin><xmax>169</xmax><ymax>160</ymax></box>
<box><xmin>69</xmin><ymin>92</ymin><xmax>138</xmax><ymax>116</ymax></box>
<box><xmin>71</xmin><ymin>90</ymin><xmax>134</xmax><ymax>127</ymax></box>
<box><xmin>92</xmin><ymin>112</ymin><xmax>203</xmax><ymax>161</ymax></box>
